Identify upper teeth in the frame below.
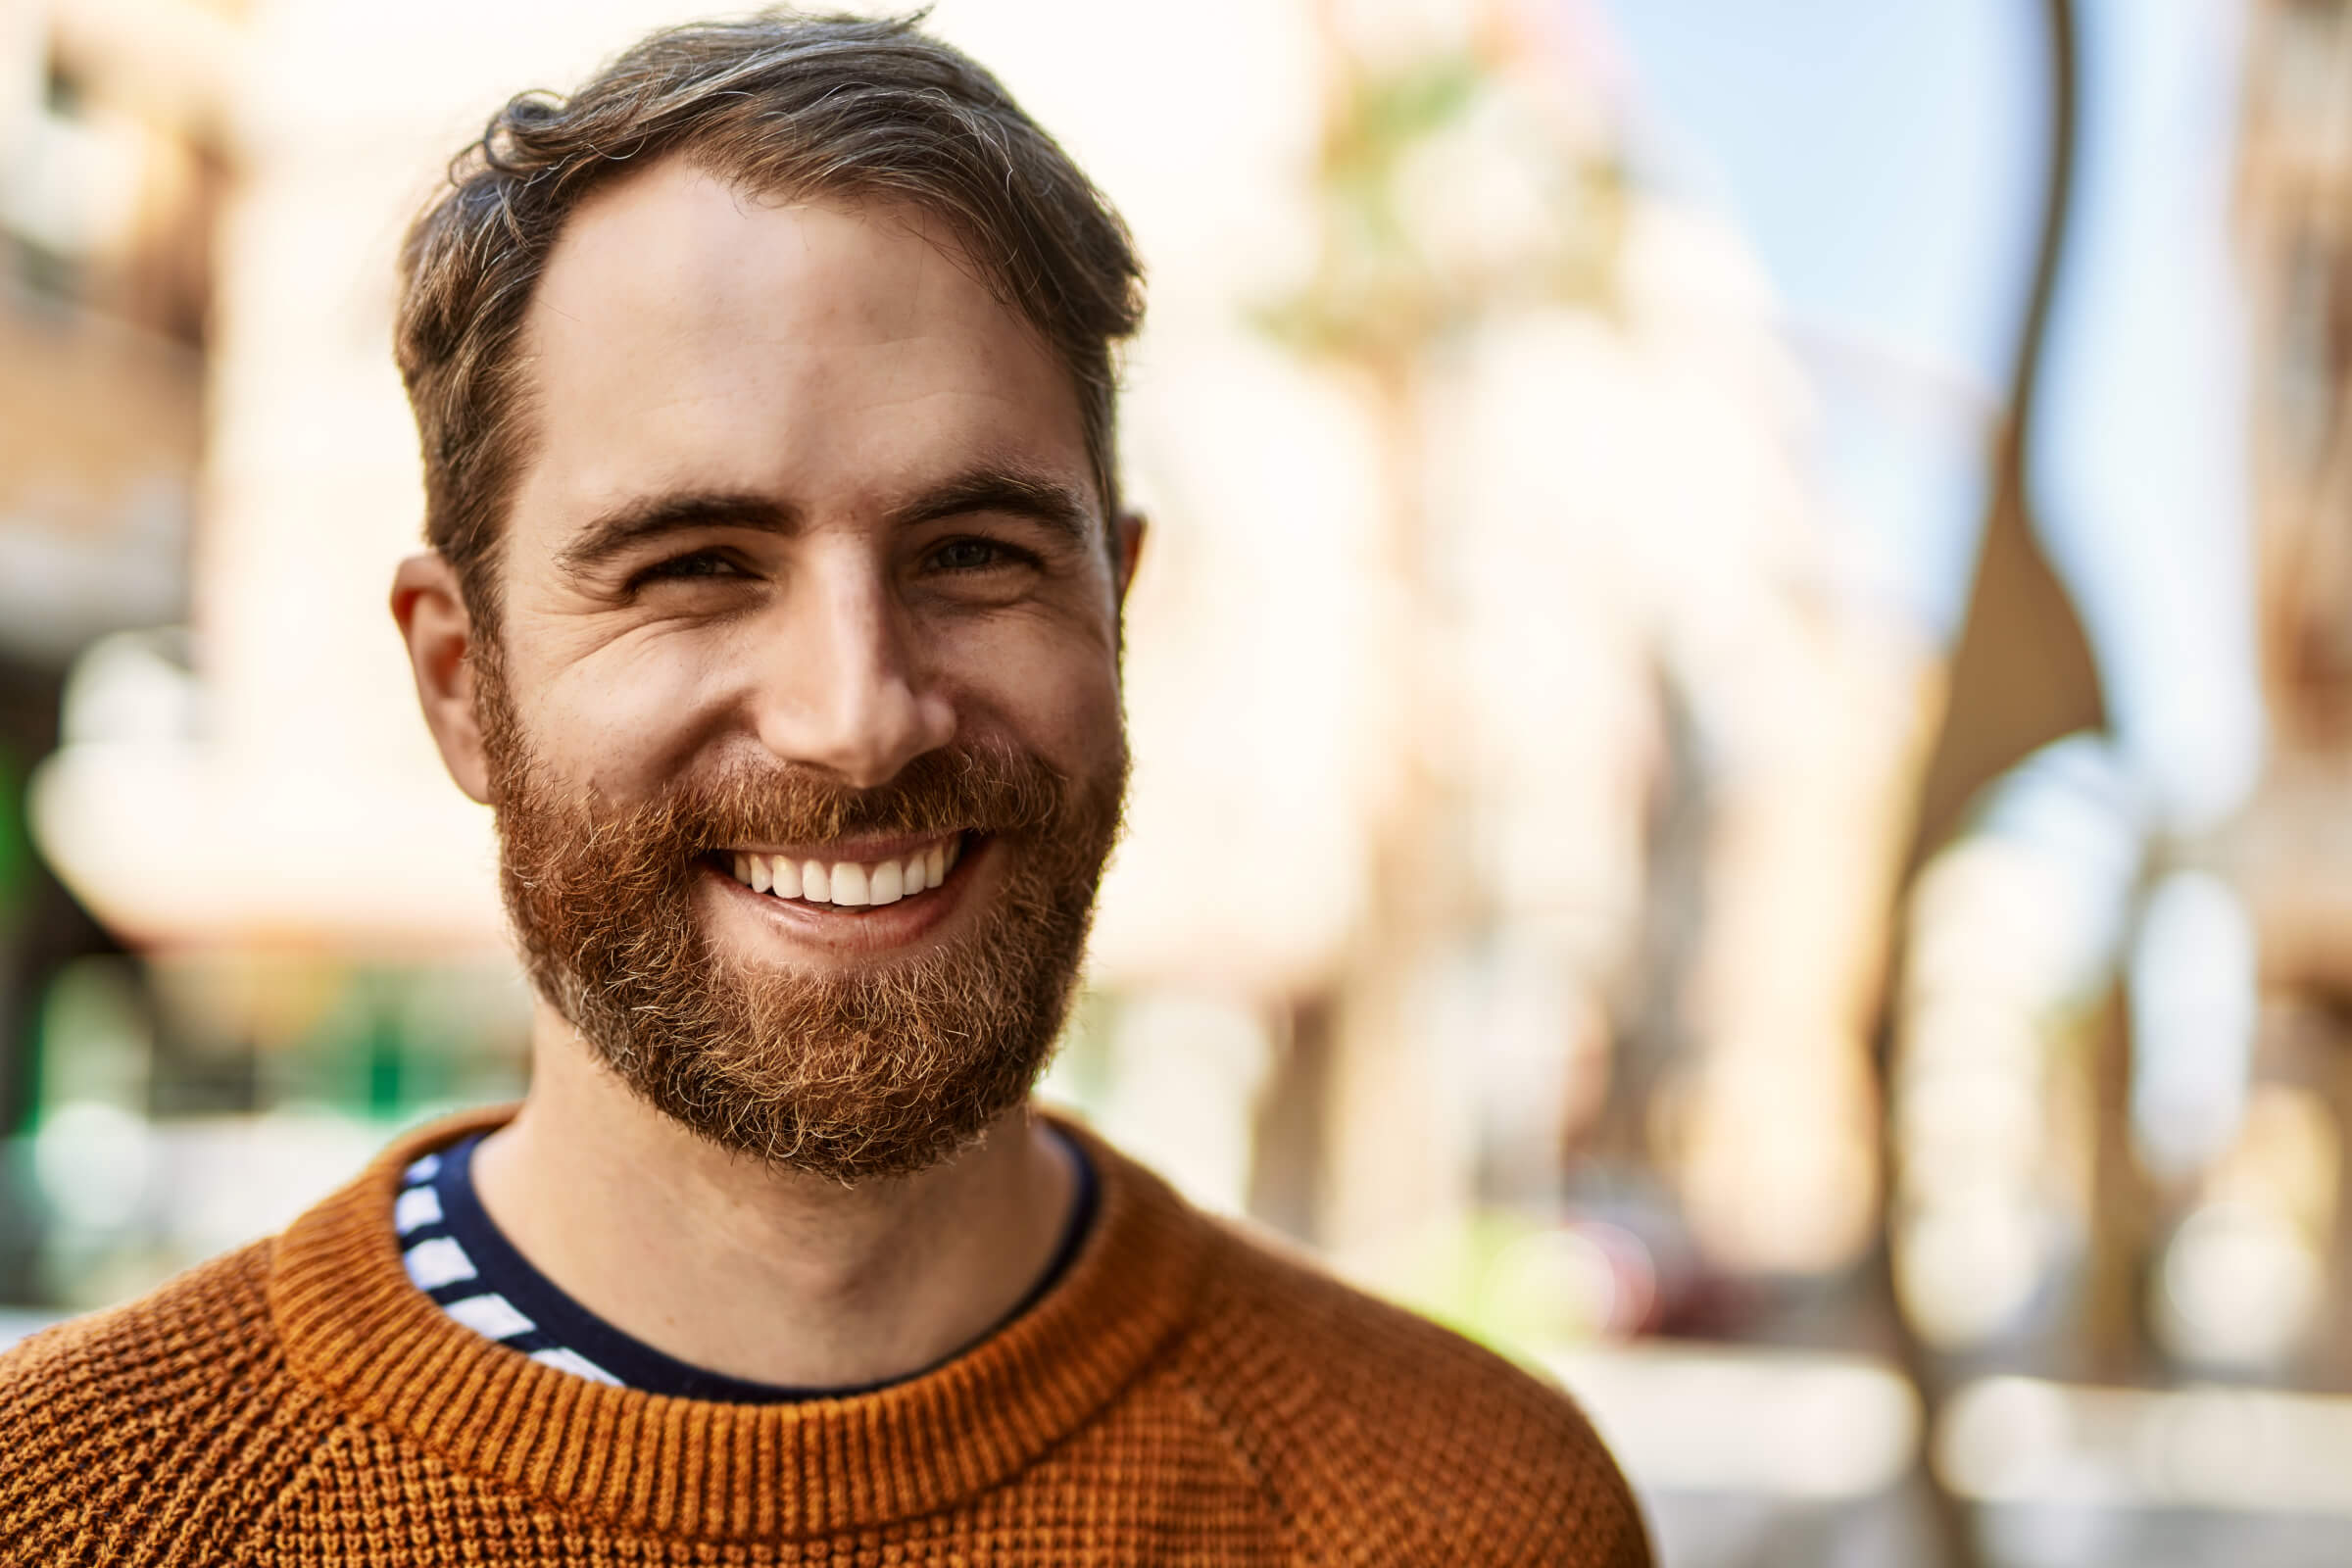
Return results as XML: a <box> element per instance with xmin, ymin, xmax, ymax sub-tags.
<box><xmin>728</xmin><ymin>839</ymin><xmax>958</xmax><ymax>906</ymax></box>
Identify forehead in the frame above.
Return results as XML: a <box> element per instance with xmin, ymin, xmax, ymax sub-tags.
<box><xmin>508</xmin><ymin>159</ymin><xmax>1091</xmax><ymax>542</ymax></box>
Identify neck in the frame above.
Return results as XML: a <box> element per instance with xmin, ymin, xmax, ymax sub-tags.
<box><xmin>469</xmin><ymin>999</ymin><xmax>1076</xmax><ymax>1390</ymax></box>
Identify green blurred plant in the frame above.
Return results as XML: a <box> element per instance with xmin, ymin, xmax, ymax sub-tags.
<box><xmin>1257</xmin><ymin>37</ymin><xmax>1625</xmax><ymax>381</ymax></box>
<box><xmin>0</xmin><ymin>745</ymin><xmax>32</xmax><ymax>933</ymax></box>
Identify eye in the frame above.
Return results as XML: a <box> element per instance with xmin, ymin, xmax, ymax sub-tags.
<box><xmin>928</xmin><ymin>537</ymin><xmax>1033</xmax><ymax>572</ymax></box>
<box><xmin>631</xmin><ymin>550</ymin><xmax>750</xmax><ymax>587</ymax></box>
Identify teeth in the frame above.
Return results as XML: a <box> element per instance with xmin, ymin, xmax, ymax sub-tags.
<box><xmin>728</xmin><ymin>837</ymin><xmax>963</xmax><ymax>906</ymax></box>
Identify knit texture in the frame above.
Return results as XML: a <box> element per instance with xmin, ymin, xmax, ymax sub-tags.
<box><xmin>0</xmin><ymin>1108</ymin><xmax>1650</xmax><ymax>1565</ymax></box>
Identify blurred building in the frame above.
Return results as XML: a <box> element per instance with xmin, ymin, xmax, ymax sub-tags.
<box><xmin>2219</xmin><ymin>0</ymin><xmax>2352</xmax><ymax>1375</ymax></box>
<box><xmin>2239</xmin><ymin>0</ymin><xmax>2352</xmax><ymax>1007</ymax></box>
<box><xmin>0</xmin><ymin>0</ymin><xmax>243</xmax><ymax>1298</ymax></box>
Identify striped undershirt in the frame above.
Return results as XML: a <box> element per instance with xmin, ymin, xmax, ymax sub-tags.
<box><xmin>394</xmin><ymin>1127</ymin><xmax>1099</xmax><ymax>1402</ymax></box>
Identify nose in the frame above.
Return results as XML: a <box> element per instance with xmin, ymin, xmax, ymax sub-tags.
<box><xmin>750</xmin><ymin>549</ymin><xmax>956</xmax><ymax>788</ymax></box>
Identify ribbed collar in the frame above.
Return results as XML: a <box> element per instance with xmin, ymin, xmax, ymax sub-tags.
<box><xmin>270</xmin><ymin>1104</ymin><xmax>1214</xmax><ymax>1542</ymax></box>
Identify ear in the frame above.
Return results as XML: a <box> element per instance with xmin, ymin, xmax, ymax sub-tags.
<box><xmin>391</xmin><ymin>552</ymin><xmax>494</xmax><ymax>806</ymax></box>
<box><xmin>1111</xmin><ymin>511</ymin><xmax>1148</xmax><ymax>609</ymax></box>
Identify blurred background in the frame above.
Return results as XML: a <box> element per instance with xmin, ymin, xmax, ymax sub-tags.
<box><xmin>0</xmin><ymin>0</ymin><xmax>2346</xmax><ymax>1560</ymax></box>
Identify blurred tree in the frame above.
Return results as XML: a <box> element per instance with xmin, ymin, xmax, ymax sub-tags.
<box><xmin>1257</xmin><ymin>0</ymin><xmax>1625</xmax><ymax>1255</ymax></box>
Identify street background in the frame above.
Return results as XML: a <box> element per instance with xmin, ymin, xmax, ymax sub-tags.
<box><xmin>2</xmin><ymin>1</ymin><xmax>2347</xmax><ymax>1562</ymax></box>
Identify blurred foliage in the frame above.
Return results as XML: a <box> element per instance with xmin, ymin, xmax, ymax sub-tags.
<box><xmin>1358</xmin><ymin>1205</ymin><xmax>1644</xmax><ymax>1371</ymax></box>
<box><xmin>0</xmin><ymin>746</ymin><xmax>30</xmax><ymax>929</ymax></box>
<box><xmin>1258</xmin><ymin>44</ymin><xmax>1627</xmax><ymax>377</ymax></box>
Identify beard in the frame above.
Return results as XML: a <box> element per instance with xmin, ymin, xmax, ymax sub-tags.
<box><xmin>476</xmin><ymin>657</ymin><xmax>1126</xmax><ymax>1183</ymax></box>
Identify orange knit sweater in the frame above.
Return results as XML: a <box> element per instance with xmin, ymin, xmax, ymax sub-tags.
<box><xmin>0</xmin><ymin>1109</ymin><xmax>1649</xmax><ymax>1565</ymax></box>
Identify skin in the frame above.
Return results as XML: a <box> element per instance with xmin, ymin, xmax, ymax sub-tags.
<box><xmin>391</xmin><ymin>160</ymin><xmax>1144</xmax><ymax>1389</ymax></box>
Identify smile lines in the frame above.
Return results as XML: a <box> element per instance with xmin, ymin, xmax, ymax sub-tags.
<box><xmin>727</xmin><ymin>836</ymin><xmax>961</xmax><ymax>907</ymax></box>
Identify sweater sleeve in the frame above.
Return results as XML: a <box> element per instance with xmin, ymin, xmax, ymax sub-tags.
<box><xmin>0</xmin><ymin>1241</ymin><xmax>343</xmax><ymax>1566</ymax></box>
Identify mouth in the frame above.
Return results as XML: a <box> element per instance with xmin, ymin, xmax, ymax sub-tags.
<box><xmin>710</xmin><ymin>830</ymin><xmax>972</xmax><ymax>910</ymax></box>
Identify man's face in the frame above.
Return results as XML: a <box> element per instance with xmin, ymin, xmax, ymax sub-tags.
<box><xmin>434</xmin><ymin>161</ymin><xmax>1135</xmax><ymax>1179</ymax></box>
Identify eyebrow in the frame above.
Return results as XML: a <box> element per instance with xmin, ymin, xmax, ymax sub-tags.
<box><xmin>556</xmin><ymin>465</ymin><xmax>1098</xmax><ymax>577</ymax></box>
<box><xmin>557</xmin><ymin>492</ymin><xmax>794</xmax><ymax>575</ymax></box>
<box><xmin>883</xmin><ymin>466</ymin><xmax>1095</xmax><ymax>544</ymax></box>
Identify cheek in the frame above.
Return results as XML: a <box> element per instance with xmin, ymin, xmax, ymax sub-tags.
<box><xmin>935</xmin><ymin>614</ymin><xmax>1125</xmax><ymax>764</ymax></box>
<box><xmin>527</xmin><ymin>636</ymin><xmax>741</xmax><ymax>792</ymax></box>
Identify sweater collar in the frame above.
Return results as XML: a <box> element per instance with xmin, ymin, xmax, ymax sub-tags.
<box><xmin>270</xmin><ymin>1103</ymin><xmax>1212</xmax><ymax>1541</ymax></box>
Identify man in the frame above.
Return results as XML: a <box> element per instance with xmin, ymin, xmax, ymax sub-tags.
<box><xmin>0</xmin><ymin>12</ymin><xmax>1647</xmax><ymax>1563</ymax></box>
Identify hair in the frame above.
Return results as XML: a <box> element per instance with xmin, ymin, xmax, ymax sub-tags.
<box><xmin>394</xmin><ymin>8</ymin><xmax>1144</xmax><ymax>623</ymax></box>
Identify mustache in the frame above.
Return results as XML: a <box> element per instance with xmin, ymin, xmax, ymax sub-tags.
<box><xmin>505</xmin><ymin>738</ymin><xmax>1082</xmax><ymax>860</ymax></box>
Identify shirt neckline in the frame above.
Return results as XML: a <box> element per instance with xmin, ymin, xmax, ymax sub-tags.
<box><xmin>270</xmin><ymin>1103</ymin><xmax>1212</xmax><ymax>1542</ymax></box>
<box><xmin>420</xmin><ymin>1125</ymin><xmax>1102</xmax><ymax>1403</ymax></box>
